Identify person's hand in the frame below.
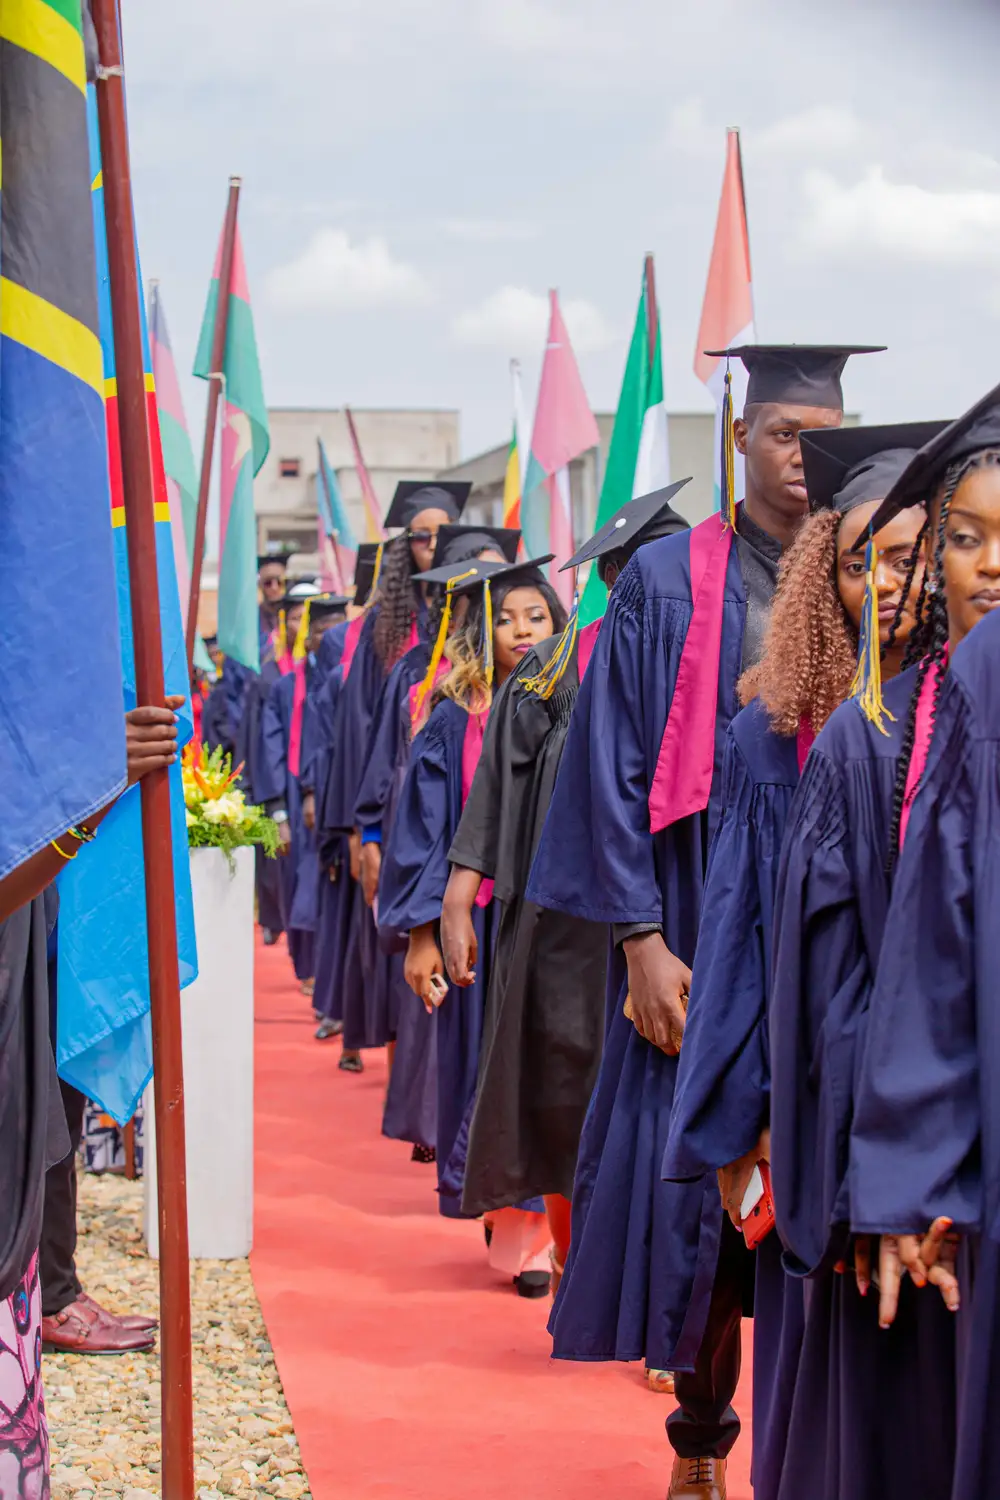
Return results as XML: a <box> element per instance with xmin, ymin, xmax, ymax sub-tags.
<box><xmin>623</xmin><ymin>932</ymin><xmax>691</xmax><ymax>1053</ymax></box>
<box><xmin>878</xmin><ymin>1218</ymin><xmax>961</xmax><ymax>1329</ymax></box>
<box><xmin>277</xmin><ymin>820</ymin><xmax>292</xmax><ymax>854</ymax></box>
<box><xmin>717</xmin><ymin>1128</ymin><xmax>770</xmax><ymax>1231</ymax></box>
<box><xmin>405</xmin><ymin>924</ymin><xmax>446</xmax><ymax>1012</ymax></box>
<box><xmin>360</xmin><ymin>842</ymin><xmax>381</xmax><ymax>907</ymax></box>
<box><xmin>348</xmin><ymin>829</ymin><xmax>361</xmax><ymax>883</ymax></box>
<box><xmin>302</xmin><ymin>792</ymin><xmax>316</xmax><ymax>831</ymax></box>
<box><xmin>125</xmin><ymin>695</ymin><xmax>184</xmax><ymax>785</ymax></box>
<box><xmin>441</xmin><ymin>868</ymin><xmax>483</xmax><ymax>986</ymax></box>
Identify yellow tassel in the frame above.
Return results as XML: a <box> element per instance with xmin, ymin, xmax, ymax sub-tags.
<box><xmin>483</xmin><ymin>580</ymin><xmax>495</xmax><ymax>689</ymax></box>
<box><xmin>849</xmin><ymin>533</ymin><xmax>894</xmax><ymax>735</ymax></box>
<box><xmin>413</xmin><ymin>568</ymin><xmax>478</xmax><ymax>720</ymax></box>
<box><xmin>720</xmin><ymin>366</ymin><xmax>737</xmax><ymax>530</ymax></box>
<box><xmin>276</xmin><ymin>609</ymin><xmax>287</xmax><ymax>661</ymax></box>
<box><xmin>293</xmin><ymin>599</ymin><xmax>312</xmax><ymax>661</ymax></box>
<box><xmin>370</xmin><ymin>541</ymin><xmax>385</xmax><ymax>597</ymax></box>
<box><xmin>520</xmin><ymin>588</ymin><xmax>579</xmax><ymax>701</ymax></box>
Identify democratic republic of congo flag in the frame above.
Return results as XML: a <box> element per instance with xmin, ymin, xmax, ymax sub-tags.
<box><xmin>55</xmin><ymin>84</ymin><xmax>198</xmax><ymax>1124</ymax></box>
<box><xmin>0</xmin><ymin>0</ymin><xmax>126</xmax><ymax>879</ymax></box>
<box><xmin>194</xmin><ymin>214</ymin><xmax>270</xmax><ymax>673</ymax></box>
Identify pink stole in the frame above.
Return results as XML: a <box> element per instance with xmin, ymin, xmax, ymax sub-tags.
<box><xmin>577</xmin><ymin>617</ymin><xmax>601</xmax><ymax>679</ymax></box>
<box><xmin>461</xmin><ymin>708</ymin><xmax>494</xmax><ymax>908</ymax></box>
<box><xmin>648</xmin><ymin>514</ymin><xmax>736</xmax><ymax>834</ymax></box>
<box><xmin>899</xmin><ymin>650</ymin><xmax>949</xmax><ymax>852</ymax></box>
<box><xmin>409</xmin><ymin>659</ymin><xmax>450</xmax><ymax>736</ymax></box>
<box><xmin>288</xmin><ymin>659</ymin><xmax>308</xmax><ymax>778</ymax></box>
<box><xmin>340</xmin><ymin>614</ymin><xmax>366</xmax><ymax>681</ymax></box>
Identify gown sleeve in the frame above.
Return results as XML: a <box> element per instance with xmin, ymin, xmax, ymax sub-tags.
<box><xmin>663</xmin><ymin>729</ymin><xmax>775</xmax><ymax>1179</ymax></box>
<box><xmin>378</xmin><ymin>708</ymin><xmax>456</xmax><ymax>934</ymax></box>
<box><xmin>256</xmin><ymin>677</ymin><xmax>289</xmax><ymax>808</ymax></box>
<box><xmin>850</xmin><ymin>685</ymin><xmax>981</xmax><ymax>1236</ymax></box>
<box><xmin>354</xmin><ymin>658</ymin><xmax>408</xmax><ymax>835</ymax></box>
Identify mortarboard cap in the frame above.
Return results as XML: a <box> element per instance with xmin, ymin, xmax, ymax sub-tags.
<box><xmin>258</xmin><ymin>551</ymin><xmax>291</xmax><ymax>573</ymax></box>
<box><xmin>863</xmin><ymin>382</ymin><xmax>1000</xmax><ymax>538</ymax></box>
<box><xmin>309</xmin><ymin>593</ymin><xmax>350</xmax><ymax>621</ymax></box>
<box><xmin>434</xmin><ymin>524</ymin><xmax>521</xmax><ymax>568</ymax></box>
<box><xmin>801</xmin><ymin>422</ymin><xmax>950</xmax><ymax>519</ymax></box>
<box><xmin>278</xmin><ymin>581</ymin><xmax>320</xmax><ymax>609</ymax></box>
<box><xmin>702</xmin><ymin>344</ymin><xmax>886</xmax><ymax>411</ymax></box>
<box><xmin>413</xmin><ymin>554</ymin><xmax>553</xmax><ymax>595</ymax></box>
<box><xmin>560</xmin><ymin>479</ymin><xmax>692</xmax><ymax>572</ymax></box>
<box><xmin>383</xmin><ymin>480</ymin><xmax>472</xmax><ymax>530</ymax></box>
<box><xmin>352</xmin><ymin>542</ymin><xmax>382</xmax><ymax>607</ymax></box>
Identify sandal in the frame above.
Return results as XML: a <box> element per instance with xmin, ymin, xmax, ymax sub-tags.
<box><xmin>338</xmin><ymin>1052</ymin><xmax>364</xmax><ymax>1074</ymax></box>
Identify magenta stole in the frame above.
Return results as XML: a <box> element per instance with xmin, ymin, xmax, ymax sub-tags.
<box><xmin>899</xmin><ymin>651</ymin><xmax>949</xmax><ymax>851</ymax></box>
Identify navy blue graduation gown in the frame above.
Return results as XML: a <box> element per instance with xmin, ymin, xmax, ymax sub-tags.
<box><xmin>258</xmin><ymin>670</ymin><xmax>314</xmax><ymax>983</ymax></box>
<box><xmin>526</xmin><ymin>532</ymin><xmax>747</xmax><ymax>1372</ymax></box>
<box><xmin>234</xmin><ymin>652</ymin><xmax>285</xmax><ymax>938</ymax></box>
<box><xmin>767</xmin><ymin>667</ymin><xmax>956</xmax><ymax>1500</ymax></box>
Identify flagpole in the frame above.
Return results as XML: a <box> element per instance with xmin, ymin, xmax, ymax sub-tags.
<box><xmin>91</xmin><ymin>6</ymin><xmax>195</xmax><ymax>1499</ymax></box>
<box><xmin>186</xmin><ymin>176</ymin><xmax>242</xmax><ymax>672</ymax></box>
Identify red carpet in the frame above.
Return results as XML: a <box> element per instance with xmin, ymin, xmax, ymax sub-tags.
<box><xmin>251</xmin><ymin>936</ymin><xmax>754</xmax><ymax>1499</ymax></box>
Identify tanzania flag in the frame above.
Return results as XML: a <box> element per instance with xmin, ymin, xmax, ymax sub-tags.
<box><xmin>55</xmin><ymin>86</ymin><xmax>198</xmax><ymax>1124</ymax></box>
<box><xmin>579</xmin><ymin>258</ymin><xmax>670</xmax><ymax>625</ymax></box>
<box><xmin>0</xmin><ymin>0</ymin><xmax>126</xmax><ymax>879</ymax></box>
<box><xmin>194</xmin><ymin>216</ymin><xmax>269</xmax><ymax>673</ymax></box>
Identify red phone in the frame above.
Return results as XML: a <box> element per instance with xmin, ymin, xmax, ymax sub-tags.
<box><xmin>740</xmin><ymin>1162</ymin><xmax>776</xmax><ymax>1249</ymax></box>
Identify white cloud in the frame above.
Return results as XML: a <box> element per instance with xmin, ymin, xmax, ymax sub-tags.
<box><xmin>799</xmin><ymin>166</ymin><xmax>1000</xmax><ymax>266</ymax></box>
<box><xmin>752</xmin><ymin>105</ymin><xmax>868</xmax><ymax>158</ymax></box>
<box><xmin>266</xmin><ymin>229</ymin><xmax>432</xmax><ymax>312</ymax></box>
<box><xmin>452</xmin><ymin>285</ymin><xmax>617</xmax><ymax>355</ymax></box>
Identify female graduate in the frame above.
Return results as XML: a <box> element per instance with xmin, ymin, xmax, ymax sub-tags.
<box><xmin>844</xmin><ymin>386</ymin><xmax>1000</xmax><ymax>1500</ymax></box>
<box><xmin>662</xmin><ymin>424</ymin><xmax>942</xmax><ymax>1500</ymax></box>
<box><xmin>354</xmin><ymin>527</ymin><xmax>520</xmax><ymax>1159</ymax></box>
<box><xmin>378</xmin><ymin>558</ymin><xmax>567</xmax><ymax>1293</ymax></box>
<box><xmin>443</xmin><ymin>482</ymin><xmax>690</xmax><ymax>1299</ymax></box>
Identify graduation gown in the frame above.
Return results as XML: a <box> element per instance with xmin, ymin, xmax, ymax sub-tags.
<box><xmin>768</xmin><ymin>667</ymin><xmax>956</xmax><ymax>1500</ymax></box>
<box><xmin>234</xmin><ymin>654</ymin><xmax>285</xmax><ymax>938</ymax></box>
<box><xmin>258</xmin><ymin>669</ymin><xmax>315</xmax><ymax>983</ymax></box>
<box><xmin>850</xmin><ymin>611</ymin><xmax>1000</xmax><ymax>1500</ymax></box>
<box><xmin>448</xmin><ymin>632</ymin><xmax>607</xmax><ymax>1214</ymax></box>
<box><xmin>525</xmin><ymin>531</ymin><xmax>747</xmax><ymax>1373</ymax></box>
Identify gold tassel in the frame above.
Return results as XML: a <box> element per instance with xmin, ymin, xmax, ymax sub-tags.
<box><xmin>849</xmin><ymin>532</ymin><xmax>893</xmax><ymax>735</ymax></box>
<box><xmin>413</xmin><ymin>568</ymin><xmax>478</xmax><ymax>720</ymax></box>
<box><xmin>292</xmin><ymin>599</ymin><xmax>312</xmax><ymax>661</ymax></box>
<box><xmin>370</xmin><ymin>541</ymin><xmax>385</xmax><ymax>598</ymax></box>
<box><xmin>276</xmin><ymin>609</ymin><xmax>288</xmax><ymax>662</ymax></box>
<box><xmin>520</xmin><ymin>587</ymin><xmax>579</xmax><ymax>701</ymax></box>
<box><xmin>482</xmin><ymin>580</ymin><xmax>495</xmax><ymax>689</ymax></box>
<box><xmin>721</xmin><ymin>365</ymin><xmax>737</xmax><ymax>530</ymax></box>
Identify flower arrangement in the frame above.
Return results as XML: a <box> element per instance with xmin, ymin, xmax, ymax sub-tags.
<box><xmin>182</xmin><ymin>743</ymin><xmax>279</xmax><ymax>866</ymax></box>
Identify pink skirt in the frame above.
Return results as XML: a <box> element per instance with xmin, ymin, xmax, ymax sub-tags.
<box><xmin>0</xmin><ymin>1253</ymin><xmax>49</xmax><ymax>1499</ymax></box>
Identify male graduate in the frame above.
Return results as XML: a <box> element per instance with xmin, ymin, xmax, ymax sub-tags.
<box><xmin>258</xmin><ymin>551</ymin><xmax>289</xmax><ymax>649</ymax></box>
<box><xmin>526</xmin><ymin>345</ymin><xmax>882</xmax><ymax>1499</ymax></box>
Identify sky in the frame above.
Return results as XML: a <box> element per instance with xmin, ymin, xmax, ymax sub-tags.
<box><xmin>124</xmin><ymin>0</ymin><xmax>1000</xmax><ymax>463</ymax></box>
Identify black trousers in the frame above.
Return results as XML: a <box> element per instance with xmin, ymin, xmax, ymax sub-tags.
<box><xmin>39</xmin><ymin>1079</ymin><xmax>87</xmax><ymax>1317</ymax></box>
<box><xmin>666</xmin><ymin>1216</ymin><xmax>749</xmax><ymax>1460</ymax></box>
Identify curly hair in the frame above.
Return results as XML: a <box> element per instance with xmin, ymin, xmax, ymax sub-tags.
<box><xmin>434</xmin><ymin>575</ymin><xmax>567</xmax><ymax>715</ymax></box>
<box><xmin>372</xmin><ymin>535</ymin><xmax>421</xmax><ymax>670</ymax></box>
<box><xmin>738</xmin><ymin>510</ymin><xmax>859</xmax><ymax>736</ymax></box>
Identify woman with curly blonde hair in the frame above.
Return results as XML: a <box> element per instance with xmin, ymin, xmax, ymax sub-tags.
<box><xmin>663</xmin><ymin>421</ymin><xmax>950</xmax><ymax>1500</ymax></box>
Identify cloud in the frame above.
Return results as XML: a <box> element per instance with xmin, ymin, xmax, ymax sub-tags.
<box><xmin>452</xmin><ymin>285</ymin><xmax>617</xmax><ymax>355</ymax></box>
<box><xmin>799</xmin><ymin>166</ymin><xmax>1000</xmax><ymax>266</ymax></box>
<box><xmin>266</xmin><ymin>229</ymin><xmax>432</xmax><ymax>312</ymax></box>
<box><xmin>752</xmin><ymin>105</ymin><xmax>868</xmax><ymax>158</ymax></box>
<box><xmin>442</xmin><ymin>218</ymin><xmax>538</xmax><ymax>243</ymax></box>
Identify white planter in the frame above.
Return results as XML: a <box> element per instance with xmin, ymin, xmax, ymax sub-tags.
<box><xmin>144</xmin><ymin>844</ymin><xmax>255</xmax><ymax>1260</ymax></box>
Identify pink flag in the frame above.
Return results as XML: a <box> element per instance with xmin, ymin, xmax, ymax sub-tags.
<box><xmin>344</xmin><ymin>407</ymin><xmax>386</xmax><ymax>543</ymax></box>
<box><xmin>528</xmin><ymin>290</ymin><xmax>599</xmax><ymax>609</ymax></box>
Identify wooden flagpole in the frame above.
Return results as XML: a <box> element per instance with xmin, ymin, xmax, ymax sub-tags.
<box><xmin>644</xmin><ymin>252</ymin><xmax>658</xmax><ymax>371</ymax></box>
<box><xmin>91</xmin><ymin>5</ymin><xmax>195</xmax><ymax>1496</ymax></box>
<box><xmin>186</xmin><ymin>177</ymin><xmax>242</xmax><ymax>672</ymax></box>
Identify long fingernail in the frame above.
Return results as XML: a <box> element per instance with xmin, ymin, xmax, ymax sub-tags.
<box><xmin>859</xmin><ymin>1279</ymin><xmax>869</xmax><ymax>1297</ymax></box>
<box><xmin>879</xmin><ymin>1320</ymin><xmax>889</xmax><ymax>1330</ymax></box>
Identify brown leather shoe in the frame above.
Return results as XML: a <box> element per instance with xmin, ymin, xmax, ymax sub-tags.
<box><xmin>667</xmin><ymin>1455</ymin><xmax>727</xmax><ymax>1499</ymax></box>
<box><xmin>42</xmin><ymin>1298</ymin><xmax>156</xmax><ymax>1355</ymax></box>
<box><xmin>78</xmin><ymin>1291</ymin><xmax>158</xmax><ymax>1333</ymax></box>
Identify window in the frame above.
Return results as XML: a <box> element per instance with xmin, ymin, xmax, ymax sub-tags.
<box><xmin>279</xmin><ymin>457</ymin><xmax>301</xmax><ymax>479</ymax></box>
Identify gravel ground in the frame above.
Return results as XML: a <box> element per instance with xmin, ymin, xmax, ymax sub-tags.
<box><xmin>47</xmin><ymin>1172</ymin><xmax>311</xmax><ymax>1500</ymax></box>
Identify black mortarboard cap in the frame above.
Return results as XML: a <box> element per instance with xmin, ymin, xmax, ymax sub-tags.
<box><xmin>434</xmin><ymin>524</ymin><xmax>521</xmax><ymax>568</ymax></box>
<box><xmin>258</xmin><ymin>551</ymin><xmax>291</xmax><ymax>573</ymax></box>
<box><xmin>701</xmin><ymin>344</ymin><xmax>886</xmax><ymax>411</ymax></box>
<box><xmin>413</xmin><ymin>554</ymin><xmax>553</xmax><ymax>595</ymax></box>
<box><xmin>309</xmin><ymin>593</ymin><xmax>350</xmax><ymax>621</ymax></box>
<box><xmin>278</xmin><ymin>582</ymin><xmax>320</xmax><ymax>610</ymax></box>
<box><xmin>800</xmin><ymin>422</ymin><xmax>950</xmax><ymax>519</ymax></box>
<box><xmin>863</xmin><ymin>382</ymin><xmax>1000</xmax><ymax>538</ymax></box>
<box><xmin>383</xmin><ymin>480</ymin><xmax>472</xmax><ymax>530</ymax></box>
<box><xmin>559</xmin><ymin>479</ymin><xmax>692</xmax><ymax>572</ymax></box>
<box><xmin>353</xmin><ymin>542</ymin><xmax>381</xmax><ymax>608</ymax></box>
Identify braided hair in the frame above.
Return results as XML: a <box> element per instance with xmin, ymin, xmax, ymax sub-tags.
<box><xmin>886</xmin><ymin>449</ymin><xmax>1000</xmax><ymax>870</ymax></box>
<box><xmin>372</xmin><ymin>534</ymin><xmax>420</xmax><ymax>670</ymax></box>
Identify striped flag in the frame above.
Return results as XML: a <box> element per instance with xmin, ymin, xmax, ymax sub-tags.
<box><xmin>344</xmin><ymin>406</ymin><xmax>385</xmax><ymax>542</ymax></box>
<box><xmin>0</xmin><ymin>0</ymin><xmax>126</xmax><ymax>880</ymax></box>
<box><xmin>694</xmin><ymin>128</ymin><xmax>756</xmax><ymax>511</ymax></box>
<box><xmin>502</xmin><ymin>358</ymin><xmax>530</xmax><ymax>537</ymax></box>
<box><xmin>194</xmin><ymin>214</ymin><xmax>270</xmax><ymax>672</ymax></box>
<box><xmin>579</xmin><ymin>256</ymin><xmax>669</xmax><ymax>625</ymax></box>
<box><xmin>522</xmin><ymin>290</ymin><xmax>599</xmax><ymax>608</ymax></box>
<box><xmin>316</xmin><ymin>437</ymin><xmax>357</xmax><ymax>593</ymax></box>
<box><xmin>56</xmin><ymin>84</ymin><xmax>198</xmax><ymax>1124</ymax></box>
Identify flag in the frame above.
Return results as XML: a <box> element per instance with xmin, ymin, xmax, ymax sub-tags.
<box><xmin>0</xmin><ymin>0</ymin><xmax>126</xmax><ymax>881</ymax></box>
<box><xmin>344</xmin><ymin>406</ymin><xmax>385</xmax><ymax>543</ymax></box>
<box><xmin>579</xmin><ymin>257</ymin><xmax>670</xmax><ymax>625</ymax></box>
<box><xmin>502</xmin><ymin>358</ymin><xmax>530</xmax><ymax>537</ymax></box>
<box><xmin>55</xmin><ymin>85</ymin><xmax>198</xmax><ymax>1126</ymax></box>
<box><xmin>522</xmin><ymin>291</ymin><xmax>599</xmax><ymax>608</ymax></box>
<box><xmin>148</xmin><ymin>279</ymin><xmax>210</xmax><ymax>670</ymax></box>
<box><xmin>317</xmin><ymin>437</ymin><xmax>357</xmax><ymax>594</ymax></box>
<box><xmin>694</xmin><ymin>128</ymin><xmax>755</xmax><ymax>513</ymax></box>
<box><xmin>194</xmin><ymin>213</ymin><xmax>270</xmax><ymax>672</ymax></box>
